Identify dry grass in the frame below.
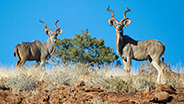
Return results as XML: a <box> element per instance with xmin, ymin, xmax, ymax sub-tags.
<box><xmin>0</xmin><ymin>62</ymin><xmax>183</xmax><ymax>92</ymax></box>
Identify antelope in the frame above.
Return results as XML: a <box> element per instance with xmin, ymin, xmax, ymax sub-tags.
<box><xmin>107</xmin><ymin>6</ymin><xmax>165</xmax><ymax>83</ymax></box>
<box><xmin>14</xmin><ymin>20</ymin><xmax>62</xmax><ymax>70</ymax></box>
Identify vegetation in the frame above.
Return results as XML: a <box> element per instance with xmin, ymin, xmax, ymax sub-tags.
<box><xmin>140</xmin><ymin>61</ymin><xmax>172</xmax><ymax>74</ymax></box>
<box><xmin>0</xmin><ymin>61</ymin><xmax>183</xmax><ymax>92</ymax></box>
<box><xmin>52</xmin><ymin>30</ymin><xmax>121</xmax><ymax>67</ymax></box>
<box><xmin>0</xmin><ymin>29</ymin><xmax>184</xmax><ymax>103</ymax></box>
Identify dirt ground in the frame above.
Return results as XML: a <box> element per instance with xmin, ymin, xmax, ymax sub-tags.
<box><xmin>0</xmin><ymin>79</ymin><xmax>184</xmax><ymax>104</ymax></box>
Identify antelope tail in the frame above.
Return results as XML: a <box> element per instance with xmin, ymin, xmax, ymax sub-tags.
<box><xmin>14</xmin><ymin>46</ymin><xmax>17</xmax><ymax>57</ymax></box>
<box><xmin>14</xmin><ymin>50</ymin><xmax>17</xmax><ymax>57</ymax></box>
<box><xmin>14</xmin><ymin>45</ymin><xmax>21</xmax><ymax>63</ymax></box>
<box><xmin>162</xmin><ymin>54</ymin><xmax>164</xmax><ymax>63</ymax></box>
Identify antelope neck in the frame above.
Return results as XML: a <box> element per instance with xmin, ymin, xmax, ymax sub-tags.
<box><xmin>115</xmin><ymin>29</ymin><xmax>124</xmax><ymax>56</ymax></box>
<box><xmin>44</xmin><ymin>37</ymin><xmax>56</xmax><ymax>54</ymax></box>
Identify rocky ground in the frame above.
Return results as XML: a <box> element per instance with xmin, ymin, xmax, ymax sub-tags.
<box><xmin>0</xmin><ymin>79</ymin><xmax>184</xmax><ymax>104</ymax></box>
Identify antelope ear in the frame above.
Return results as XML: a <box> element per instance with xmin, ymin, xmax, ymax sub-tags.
<box><xmin>108</xmin><ymin>19</ymin><xmax>116</xmax><ymax>26</ymax></box>
<box><xmin>57</xmin><ymin>29</ymin><xmax>63</xmax><ymax>35</ymax></box>
<box><xmin>124</xmin><ymin>19</ymin><xmax>131</xmax><ymax>26</ymax></box>
<box><xmin>44</xmin><ymin>29</ymin><xmax>51</xmax><ymax>36</ymax></box>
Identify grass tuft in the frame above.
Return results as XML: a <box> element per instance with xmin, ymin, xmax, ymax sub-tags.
<box><xmin>0</xmin><ymin>61</ymin><xmax>183</xmax><ymax>92</ymax></box>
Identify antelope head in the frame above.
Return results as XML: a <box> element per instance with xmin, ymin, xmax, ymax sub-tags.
<box><xmin>39</xmin><ymin>20</ymin><xmax>62</xmax><ymax>43</ymax></box>
<box><xmin>107</xmin><ymin>6</ymin><xmax>131</xmax><ymax>33</ymax></box>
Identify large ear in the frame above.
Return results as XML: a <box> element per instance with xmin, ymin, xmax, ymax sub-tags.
<box><xmin>44</xmin><ymin>29</ymin><xmax>50</xmax><ymax>36</ymax></box>
<box><xmin>56</xmin><ymin>29</ymin><xmax>63</xmax><ymax>35</ymax></box>
<box><xmin>44</xmin><ymin>29</ymin><xmax>53</xmax><ymax>36</ymax></box>
<box><xmin>108</xmin><ymin>19</ymin><xmax>116</xmax><ymax>26</ymax></box>
<box><xmin>123</xmin><ymin>19</ymin><xmax>131</xmax><ymax>26</ymax></box>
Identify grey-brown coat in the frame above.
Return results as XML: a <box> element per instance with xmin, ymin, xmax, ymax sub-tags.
<box><xmin>14</xmin><ymin>20</ymin><xmax>62</xmax><ymax>70</ymax></box>
<box><xmin>107</xmin><ymin>6</ymin><xmax>165</xmax><ymax>83</ymax></box>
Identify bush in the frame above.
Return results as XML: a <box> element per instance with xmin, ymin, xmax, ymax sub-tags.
<box><xmin>53</xmin><ymin>30</ymin><xmax>121</xmax><ymax>67</ymax></box>
<box><xmin>5</xmin><ymin>73</ymin><xmax>38</xmax><ymax>91</ymax></box>
<box><xmin>140</xmin><ymin>61</ymin><xmax>171</xmax><ymax>75</ymax></box>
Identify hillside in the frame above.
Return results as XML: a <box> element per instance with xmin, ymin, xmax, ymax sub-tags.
<box><xmin>0</xmin><ymin>63</ymin><xmax>184</xmax><ymax>103</ymax></box>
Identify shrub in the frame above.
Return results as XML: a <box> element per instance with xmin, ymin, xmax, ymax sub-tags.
<box><xmin>53</xmin><ymin>30</ymin><xmax>121</xmax><ymax>67</ymax></box>
<box><xmin>5</xmin><ymin>73</ymin><xmax>38</xmax><ymax>91</ymax></box>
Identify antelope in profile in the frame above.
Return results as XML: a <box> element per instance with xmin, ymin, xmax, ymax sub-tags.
<box><xmin>14</xmin><ymin>20</ymin><xmax>62</xmax><ymax>70</ymax></box>
<box><xmin>107</xmin><ymin>6</ymin><xmax>165</xmax><ymax>83</ymax></box>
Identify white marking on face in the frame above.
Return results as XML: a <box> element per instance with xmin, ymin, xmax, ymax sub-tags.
<box><xmin>116</xmin><ymin>34</ymin><xmax>119</xmax><ymax>46</ymax></box>
<box><xmin>116</xmin><ymin>25</ymin><xmax>123</xmax><ymax>33</ymax></box>
<box><xmin>54</xmin><ymin>39</ymin><xmax>57</xmax><ymax>43</ymax></box>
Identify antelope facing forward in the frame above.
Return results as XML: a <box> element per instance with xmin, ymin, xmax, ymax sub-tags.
<box><xmin>107</xmin><ymin>6</ymin><xmax>165</xmax><ymax>83</ymax></box>
<box><xmin>14</xmin><ymin>20</ymin><xmax>62</xmax><ymax>70</ymax></box>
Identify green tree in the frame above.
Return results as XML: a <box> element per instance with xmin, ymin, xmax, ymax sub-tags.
<box><xmin>52</xmin><ymin>30</ymin><xmax>121</xmax><ymax>66</ymax></box>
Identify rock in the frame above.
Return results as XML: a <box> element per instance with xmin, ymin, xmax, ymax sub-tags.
<box><xmin>128</xmin><ymin>98</ymin><xmax>140</xmax><ymax>103</ymax></box>
<box><xmin>91</xmin><ymin>88</ymin><xmax>103</xmax><ymax>92</ymax></box>
<box><xmin>154</xmin><ymin>84</ymin><xmax>176</xmax><ymax>94</ymax></box>
<box><xmin>21</xmin><ymin>99</ymin><xmax>31</xmax><ymax>104</ymax></box>
<box><xmin>146</xmin><ymin>94</ymin><xmax>157</xmax><ymax>102</ymax></box>
<box><xmin>84</xmin><ymin>88</ymin><xmax>91</xmax><ymax>92</ymax></box>
<box><xmin>176</xmin><ymin>87</ymin><xmax>184</xmax><ymax>93</ymax></box>
<box><xmin>92</xmin><ymin>85</ymin><xmax>100</xmax><ymax>89</ymax></box>
<box><xmin>73</xmin><ymin>81</ymin><xmax>85</xmax><ymax>88</ymax></box>
<box><xmin>37</xmin><ymin>93</ymin><xmax>49</xmax><ymax>102</ymax></box>
<box><xmin>0</xmin><ymin>99</ymin><xmax>7</xmax><ymax>104</ymax></box>
<box><xmin>89</xmin><ymin>85</ymin><xmax>103</xmax><ymax>92</ymax></box>
<box><xmin>1</xmin><ymin>78</ymin><xmax>184</xmax><ymax>104</ymax></box>
<box><xmin>76</xmin><ymin>93</ymin><xmax>86</xmax><ymax>100</ymax></box>
<box><xmin>69</xmin><ymin>96</ymin><xmax>77</xmax><ymax>103</ymax></box>
<box><xmin>120</xmin><ymin>88</ymin><xmax>127</xmax><ymax>93</ymax></box>
<box><xmin>144</xmin><ymin>85</ymin><xmax>150</xmax><ymax>94</ymax></box>
<box><xmin>0</xmin><ymin>90</ymin><xmax>8</xmax><ymax>98</ymax></box>
<box><xmin>63</xmin><ymin>100</ymin><xmax>72</xmax><ymax>104</ymax></box>
<box><xmin>155</xmin><ymin>91</ymin><xmax>169</xmax><ymax>102</ymax></box>
<box><xmin>108</xmin><ymin>92</ymin><xmax>135</xmax><ymax>103</ymax></box>
<box><xmin>153</xmin><ymin>86</ymin><xmax>162</xmax><ymax>92</ymax></box>
<box><xmin>99</xmin><ymin>91</ymin><xmax>107</xmax><ymax>98</ymax></box>
<box><xmin>108</xmin><ymin>94</ymin><xmax>117</xmax><ymax>102</ymax></box>
<box><xmin>5</xmin><ymin>94</ymin><xmax>22</xmax><ymax>104</ymax></box>
<box><xmin>162</xmin><ymin>85</ymin><xmax>176</xmax><ymax>94</ymax></box>
<box><xmin>178</xmin><ymin>94</ymin><xmax>184</xmax><ymax>101</ymax></box>
<box><xmin>116</xmin><ymin>95</ymin><xmax>129</xmax><ymax>102</ymax></box>
<box><xmin>58</xmin><ymin>84</ymin><xmax>69</xmax><ymax>90</ymax></box>
<box><xmin>49</xmin><ymin>97</ymin><xmax>60</xmax><ymax>103</ymax></box>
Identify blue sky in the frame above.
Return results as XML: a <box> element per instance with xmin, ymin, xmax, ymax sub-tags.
<box><xmin>0</xmin><ymin>1</ymin><xmax>184</xmax><ymax>69</ymax></box>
